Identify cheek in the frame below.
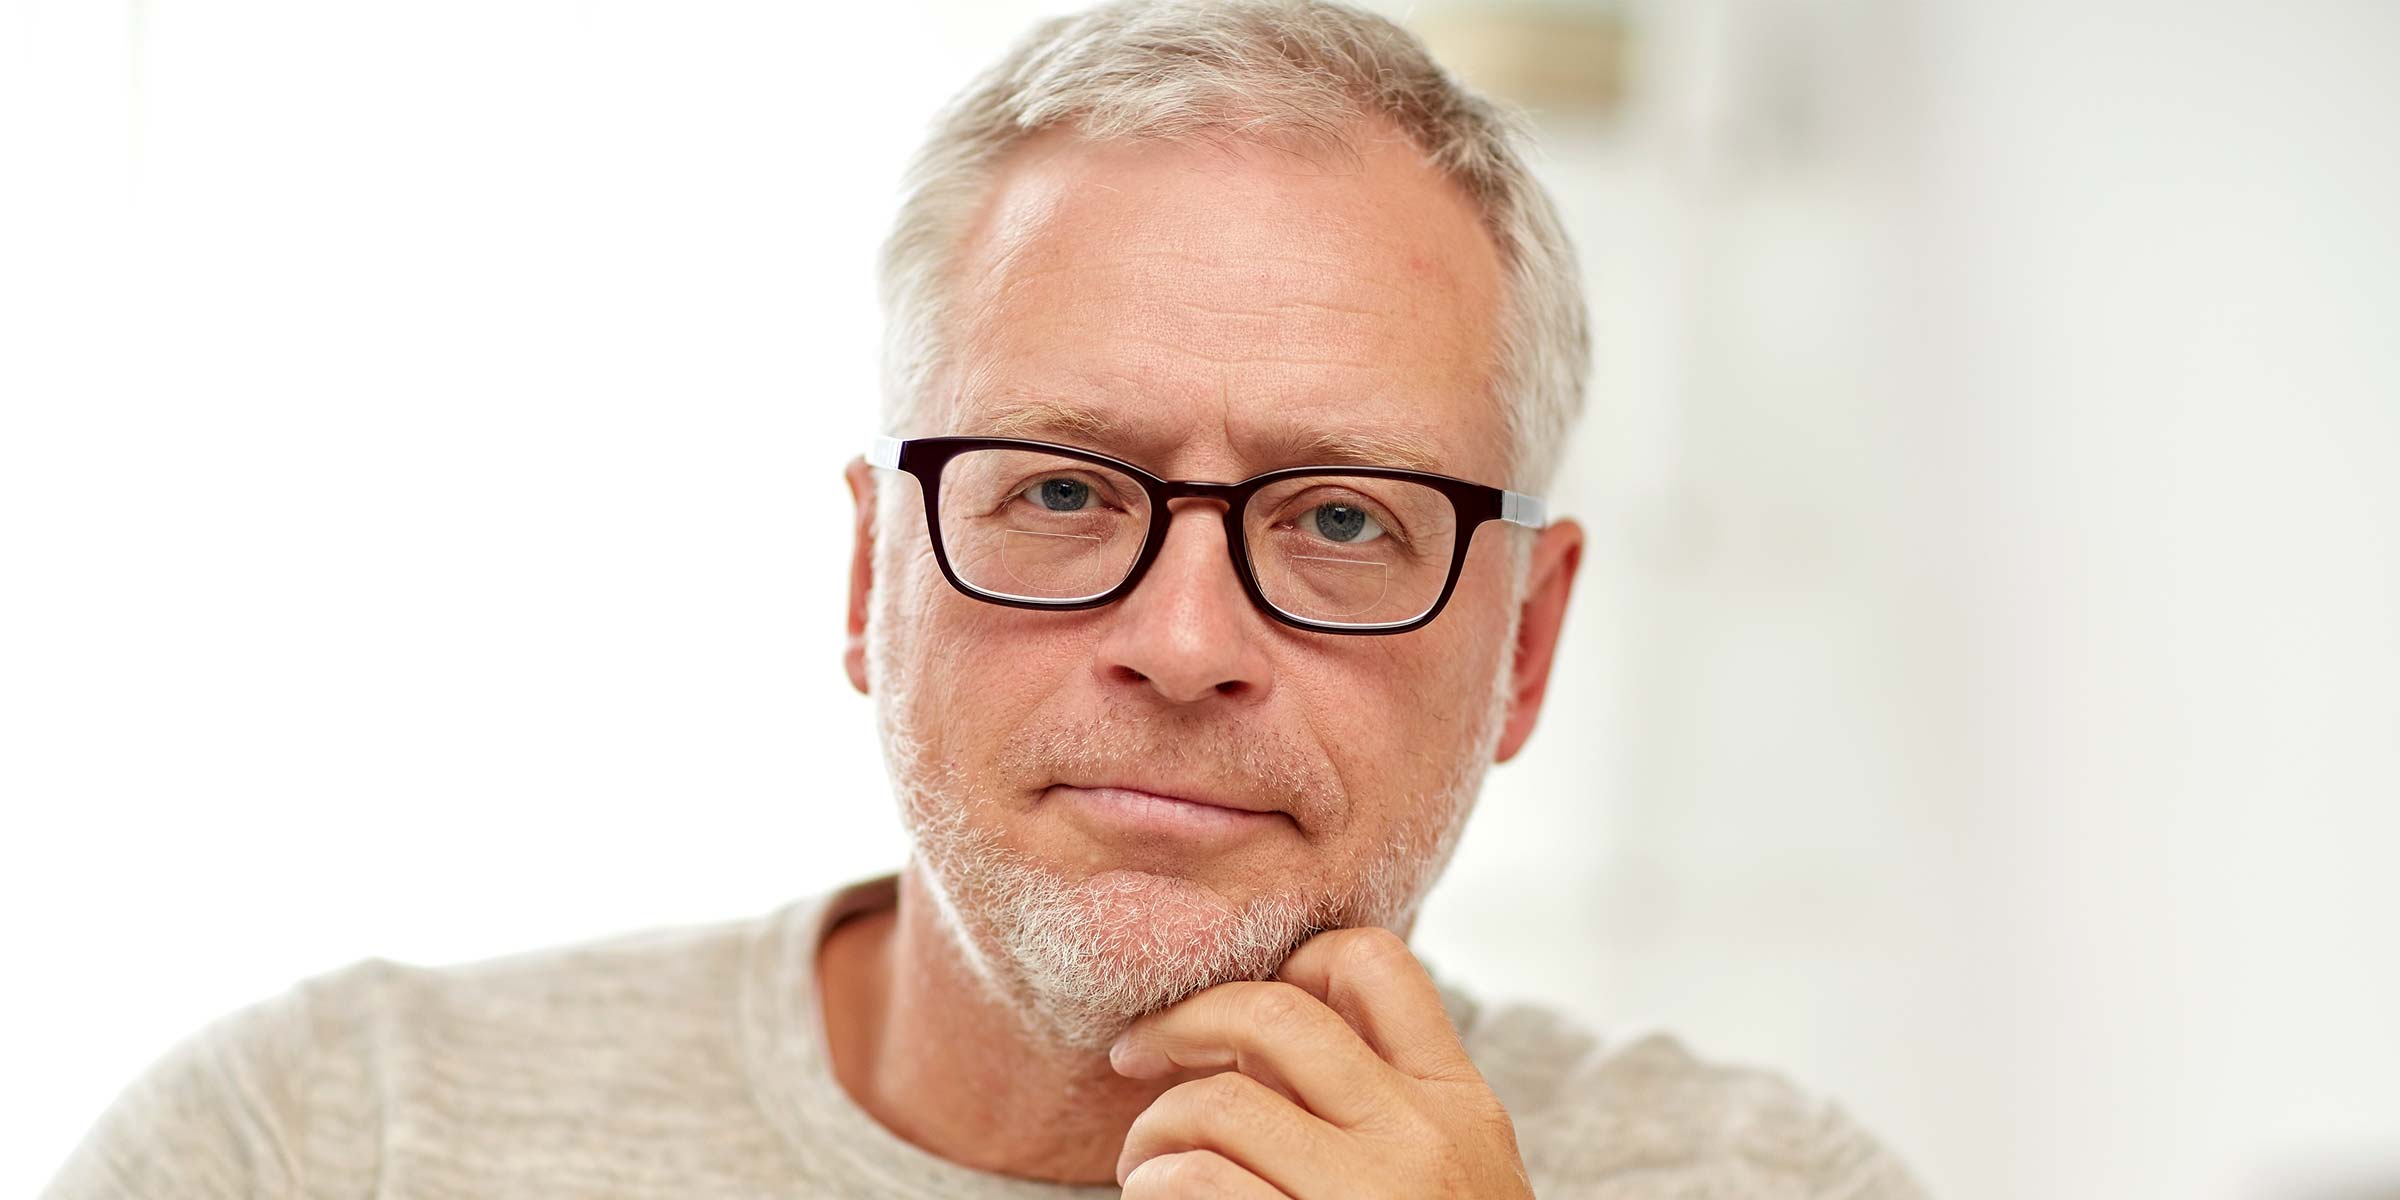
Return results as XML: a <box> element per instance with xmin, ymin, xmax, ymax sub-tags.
<box><xmin>1437</xmin><ymin>535</ymin><xmax>1520</xmax><ymax>685</ymax></box>
<box><xmin>872</xmin><ymin>525</ymin><xmax>1087</xmax><ymax>757</ymax></box>
<box><xmin>1297</xmin><ymin>556</ymin><xmax>1512</xmax><ymax>791</ymax></box>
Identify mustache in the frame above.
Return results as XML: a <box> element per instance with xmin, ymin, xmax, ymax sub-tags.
<box><xmin>993</xmin><ymin>714</ymin><xmax>1343</xmax><ymax>828</ymax></box>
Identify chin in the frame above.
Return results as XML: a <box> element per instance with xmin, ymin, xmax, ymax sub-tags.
<box><xmin>974</xmin><ymin>858</ymin><xmax>1327</xmax><ymax>1052</ymax></box>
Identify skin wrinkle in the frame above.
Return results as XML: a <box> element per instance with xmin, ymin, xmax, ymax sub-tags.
<box><xmin>964</xmin><ymin>393</ymin><xmax>1456</xmax><ymax>479</ymax></box>
<box><xmin>1025</xmin><ymin>307</ymin><xmax>1378</xmax><ymax>370</ymax></box>
<box><xmin>1103</xmin><ymin>336</ymin><xmax>1387</xmax><ymax>371</ymax></box>
<box><xmin>1171</xmin><ymin>299</ymin><xmax>1391</xmax><ymax>319</ymax></box>
<box><xmin>1000</xmin><ymin>256</ymin><xmax>1418</xmax><ymax>308</ymax></box>
<box><xmin>969</xmin><ymin>310</ymin><xmax>1420</xmax><ymax>406</ymax></box>
<box><xmin>1132</xmin><ymin>297</ymin><xmax>1392</xmax><ymax>350</ymax></box>
<box><xmin>982</xmin><ymin>270</ymin><xmax>1399</xmax><ymax>364</ymax></box>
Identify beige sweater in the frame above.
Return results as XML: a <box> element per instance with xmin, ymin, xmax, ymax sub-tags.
<box><xmin>43</xmin><ymin>870</ymin><xmax>1928</xmax><ymax>1198</ymax></box>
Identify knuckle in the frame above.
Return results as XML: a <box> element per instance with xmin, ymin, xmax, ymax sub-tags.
<box><xmin>1135</xmin><ymin>1071</ymin><xmax>1269</xmax><ymax>1149</ymax></box>
<box><xmin>1341</xmin><ymin>924</ymin><xmax>1413</xmax><ymax>970</ymax></box>
<box><xmin>1124</xmin><ymin>1150</ymin><xmax>1242</xmax><ymax>1198</ymax></box>
<box><xmin>1245</xmin><ymin>982</ymin><xmax>1314</xmax><ymax>1034</ymax></box>
<box><xmin>1192</xmin><ymin>1069</ymin><xmax>1261</xmax><ymax>1125</ymax></box>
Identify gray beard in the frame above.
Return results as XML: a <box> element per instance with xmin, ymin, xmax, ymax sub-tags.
<box><xmin>877</xmin><ymin>688</ymin><xmax>1504</xmax><ymax>1054</ymax></box>
<box><xmin>904</xmin><ymin>805</ymin><xmax>1331</xmax><ymax>1052</ymax></box>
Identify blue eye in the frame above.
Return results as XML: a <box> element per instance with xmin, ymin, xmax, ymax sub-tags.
<box><xmin>1023</xmin><ymin>477</ymin><xmax>1093</xmax><ymax>511</ymax></box>
<box><xmin>1312</xmin><ymin>503</ymin><xmax>1384</xmax><ymax>543</ymax></box>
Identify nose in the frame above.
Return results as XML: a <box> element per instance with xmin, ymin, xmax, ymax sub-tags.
<box><xmin>1093</xmin><ymin>499</ymin><xmax>1276</xmax><ymax>705</ymax></box>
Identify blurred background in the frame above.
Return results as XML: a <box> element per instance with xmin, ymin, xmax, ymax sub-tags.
<box><xmin>4</xmin><ymin>1</ymin><xmax>2396</xmax><ymax>1196</ymax></box>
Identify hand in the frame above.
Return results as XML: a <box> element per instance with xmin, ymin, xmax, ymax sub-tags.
<box><xmin>1108</xmin><ymin>926</ymin><xmax>1535</xmax><ymax>1198</ymax></box>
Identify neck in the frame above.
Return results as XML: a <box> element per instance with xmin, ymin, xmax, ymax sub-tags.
<box><xmin>816</xmin><ymin>859</ymin><xmax>1183</xmax><ymax>1185</ymax></box>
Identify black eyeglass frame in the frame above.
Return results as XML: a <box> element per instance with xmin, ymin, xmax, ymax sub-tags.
<box><xmin>865</xmin><ymin>434</ymin><xmax>1548</xmax><ymax>636</ymax></box>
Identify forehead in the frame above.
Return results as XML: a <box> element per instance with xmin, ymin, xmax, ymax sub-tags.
<box><xmin>935</xmin><ymin>126</ymin><xmax>1510</xmax><ymax>482</ymax></box>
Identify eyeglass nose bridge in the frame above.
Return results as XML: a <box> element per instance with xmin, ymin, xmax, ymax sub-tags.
<box><xmin>1151</xmin><ymin>476</ymin><xmax>1249</xmax><ymax>507</ymax></box>
<box><xmin>1120</xmin><ymin>480</ymin><xmax>1265</xmax><ymax>612</ymax></box>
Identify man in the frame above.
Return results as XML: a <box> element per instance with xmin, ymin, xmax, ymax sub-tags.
<box><xmin>48</xmin><ymin>1</ymin><xmax>1926</xmax><ymax>1196</ymax></box>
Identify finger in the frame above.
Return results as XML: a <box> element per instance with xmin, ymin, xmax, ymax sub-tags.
<box><xmin>1112</xmin><ymin>980</ymin><xmax>1405</xmax><ymax>1128</ymax></box>
<box><xmin>1115</xmin><ymin>1070</ymin><xmax>1347</xmax><ymax>1197</ymax></box>
<box><xmin>1119</xmin><ymin>1149</ymin><xmax>1288</xmax><ymax>1200</ymax></box>
<box><xmin>1273</xmin><ymin>926</ymin><xmax>1479</xmax><ymax>1083</ymax></box>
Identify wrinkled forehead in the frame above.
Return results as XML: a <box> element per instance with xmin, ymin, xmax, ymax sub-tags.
<box><xmin>932</xmin><ymin>127</ymin><xmax>1512</xmax><ymax>485</ymax></box>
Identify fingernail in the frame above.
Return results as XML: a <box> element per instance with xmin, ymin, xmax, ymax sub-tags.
<box><xmin>1109</xmin><ymin>1037</ymin><xmax>1157</xmax><ymax>1076</ymax></box>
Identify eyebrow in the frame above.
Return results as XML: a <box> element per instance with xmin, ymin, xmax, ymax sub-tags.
<box><xmin>970</xmin><ymin>395</ymin><xmax>1451</xmax><ymax>475</ymax></box>
<box><xmin>1291</xmin><ymin>428</ymin><xmax>1448</xmax><ymax>474</ymax></box>
<box><xmin>981</xmin><ymin>396</ymin><xmax>1115</xmax><ymax>442</ymax></box>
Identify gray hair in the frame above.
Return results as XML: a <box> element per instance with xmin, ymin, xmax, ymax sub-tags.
<box><xmin>876</xmin><ymin>0</ymin><xmax>1590</xmax><ymax>493</ymax></box>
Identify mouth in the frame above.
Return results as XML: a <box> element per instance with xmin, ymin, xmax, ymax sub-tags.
<box><xmin>1045</xmin><ymin>783</ymin><xmax>1291</xmax><ymax>844</ymax></box>
<box><xmin>1066</xmin><ymin>781</ymin><xmax>1280</xmax><ymax>816</ymax></box>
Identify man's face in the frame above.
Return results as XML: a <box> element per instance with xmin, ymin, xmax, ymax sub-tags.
<box><xmin>853</xmin><ymin>127</ymin><xmax>1552</xmax><ymax>1050</ymax></box>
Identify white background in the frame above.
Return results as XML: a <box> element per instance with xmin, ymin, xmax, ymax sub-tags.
<box><xmin>4</xmin><ymin>2</ymin><xmax>2396</xmax><ymax>1197</ymax></box>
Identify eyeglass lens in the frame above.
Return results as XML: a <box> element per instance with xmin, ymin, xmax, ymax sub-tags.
<box><xmin>933</xmin><ymin>447</ymin><xmax>1461</xmax><ymax>626</ymax></box>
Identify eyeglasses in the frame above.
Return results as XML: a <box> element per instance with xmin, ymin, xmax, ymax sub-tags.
<box><xmin>864</xmin><ymin>435</ymin><xmax>1547</xmax><ymax>635</ymax></box>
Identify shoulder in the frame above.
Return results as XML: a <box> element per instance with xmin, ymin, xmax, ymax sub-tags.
<box><xmin>245</xmin><ymin>907</ymin><xmax>772</xmax><ymax>1091</ymax></box>
<box><xmin>42</xmin><ymin>958</ymin><xmax>377</xmax><ymax>1200</ymax></box>
<box><xmin>44</xmin><ymin>907</ymin><xmax>786</xmax><ymax>1199</ymax></box>
<box><xmin>1441</xmin><ymin>989</ymin><xmax>1928</xmax><ymax>1199</ymax></box>
<box><xmin>330</xmin><ymin>908</ymin><xmax>769</xmax><ymax>1036</ymax></box>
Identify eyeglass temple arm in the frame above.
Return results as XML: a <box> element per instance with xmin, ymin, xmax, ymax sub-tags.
<box><xmin>866</xmin><ymin>436</ymin><xmax>903</xmax><ymax>469</ymax></box>
<box><xmin>1500</xmin><ymin>491</ymin><xmax>1547</xmax><ymax>529</ymax></box>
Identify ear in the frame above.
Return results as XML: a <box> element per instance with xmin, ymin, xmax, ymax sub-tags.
<box><xmin>1494</xmin><ymin>517</ymin><xmax>1583</xmax><ymax>763</ymax></box>
<box><xmin>843</xmin><ymin>456</ymin><xmax>877</xmax><ymax>696</ymax></box>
